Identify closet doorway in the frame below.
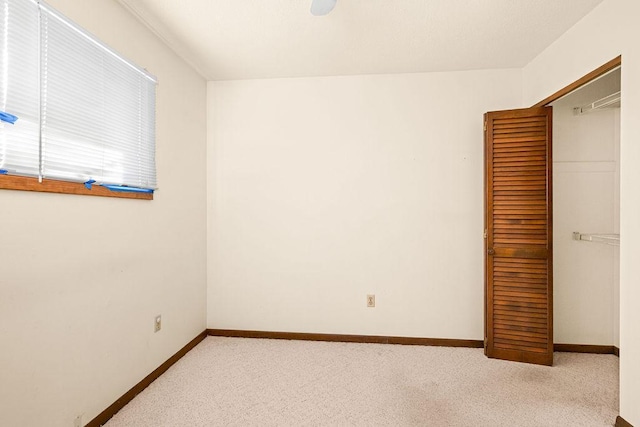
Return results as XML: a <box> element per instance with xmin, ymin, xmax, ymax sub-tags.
<box><xmin>484</xmin><ymin>58</ymin><xmax>621</xmax><ymax>366</ymax></box>
<box><xmin>550</xmin><ymin>67</ymin><xmax>620</xmax><ymax>353</ymax></box>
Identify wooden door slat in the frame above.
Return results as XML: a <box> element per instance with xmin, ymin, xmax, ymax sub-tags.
<box><xmin>485</xmin><ymin>106</ymin><xmax>553</xmax><ymax>366</ymax></box>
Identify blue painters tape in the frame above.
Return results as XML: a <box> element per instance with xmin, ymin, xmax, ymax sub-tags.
<box><xmin>0</xmin><ymin>111</ymin><xmax>18</xmax><ymax>124</ymax></box>
<box><xmin>84</xmin><ymin>179</ymin><xmax>96</xmax><ymax>190</ymax></box>
<box><xmin>103</xmin><ymin>185</ymin><xmax>154</xmax><ymax>194</ymax></box>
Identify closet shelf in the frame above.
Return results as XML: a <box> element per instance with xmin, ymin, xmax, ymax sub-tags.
<box><xmin>572</xmin><ymin>231</ymin><xmax>619</xmax><ymax>246</ymax></box>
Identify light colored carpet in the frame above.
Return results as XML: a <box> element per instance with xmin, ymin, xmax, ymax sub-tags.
<box><xmin>105</xmin><ymin>337</ymin><xmax>619</xmax><ymax>426</ymax></box>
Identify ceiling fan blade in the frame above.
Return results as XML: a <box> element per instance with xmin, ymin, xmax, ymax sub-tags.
<box><xmin>310</xmin><ymin>0</ymin><xmax>337</xmax><ymax>16</ymax></box>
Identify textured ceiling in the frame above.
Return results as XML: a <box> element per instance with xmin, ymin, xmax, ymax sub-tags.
<box><xmin>117</xmin><ymin>0</ymin><xmax>605</xmax><ymax>81</ymax></box>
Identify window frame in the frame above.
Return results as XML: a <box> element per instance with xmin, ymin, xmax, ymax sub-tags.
<box><xmin>0</xmin><ymin>175</ymin><xmax>153</xmax><ymax>200</ymax></box>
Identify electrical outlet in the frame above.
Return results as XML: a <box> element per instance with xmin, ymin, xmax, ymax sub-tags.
<box><xmin>73</xmin><ymin>414</ymin><xmax>83</xmax><ymax>427</ymax></box>
<box><xmin>154</xmin><ymin>315</ymin><xmax>162</xmax><ymax>332</ymax></box>
<box><xmin>367</xmin><ymin>294</ymin><xmax>375</xmax><ymax>308</ymax></box>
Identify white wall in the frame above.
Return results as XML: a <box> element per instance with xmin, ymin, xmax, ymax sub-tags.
<box><xmin>0</xmin><ymin>1</ymin><xmax>207</xmax><ymax>426</ymax></box>
<box><xmin>523</xmin><ymin>0</ymin><xmax>640</xmax><ymax>423</ymax></box>
<box><xmin>208</xmin><ymin>69</ymin><xmax>521</xmax><ymax>340</ymax></box>
<box><xmin>552</xmin><ymin>92</ymin><xmax>620</xmax><ymax>347</ymax></box>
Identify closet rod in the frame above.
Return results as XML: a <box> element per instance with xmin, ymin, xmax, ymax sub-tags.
<box><xmin>572</xmin><ymin>231</ymin><xmax>620</xmax><ymax>246</ymax></box>
<box><xmin>574</xmin><ymin>91</ymin><xmax>621</xmax><ymax>115</ymax></box>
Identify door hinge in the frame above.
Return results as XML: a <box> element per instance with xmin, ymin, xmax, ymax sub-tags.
<box><xmin>484</xmin><ymin>121</ymin><xmax>487</xmax><ymax>132</ymax></box>
<box><xmin>483</xmin><ymin>229</ymin><xmax>487</xmax><ymax>239</ymax></box>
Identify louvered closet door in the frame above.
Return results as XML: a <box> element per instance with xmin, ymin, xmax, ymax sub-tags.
<box><xmin>484</xmin><ymin>107</ymin><xmax>553</xmax><ymax>366</ymax></box>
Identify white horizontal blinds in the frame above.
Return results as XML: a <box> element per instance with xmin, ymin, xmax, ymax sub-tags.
<box><xmin>0</xmin><ymin>0</ymin><xmax>40</xmax><ymax>176</ymax></box>
<box><xmin>40</xmin><ymin>3</ymin><xmax>157</xmax><ymax>189</ymax></box>
<box><xmin>102</xmin><ymin>61</ymin><xmax>157</xmax><ymax>188</ymax></box>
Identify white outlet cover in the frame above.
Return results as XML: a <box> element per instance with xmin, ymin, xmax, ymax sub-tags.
<box><xmin>367</xmin><ymin>295</ymin><xmax>375</xmax><ymax>307</ymax></box>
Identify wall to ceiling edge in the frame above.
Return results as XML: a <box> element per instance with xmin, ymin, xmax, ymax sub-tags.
<box><xmin>523</xmin><ymin>0</ymin><xmax>639</xmax><ymax>424</ymax></box>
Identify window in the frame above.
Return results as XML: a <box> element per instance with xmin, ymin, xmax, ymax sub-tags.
<box><xmin>0</xmin><ymin>0</ymin><xmax>157</xmax><ymax>199</ymax></box>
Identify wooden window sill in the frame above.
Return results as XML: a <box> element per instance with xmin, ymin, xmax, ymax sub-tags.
<box><xmin>0</xmin><ymin>175</ymin><xmax>153</xmax><ymax>200</ymax></box>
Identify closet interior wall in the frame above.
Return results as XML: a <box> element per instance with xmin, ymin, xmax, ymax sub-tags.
<box><xmin>551</xmin><ymin>69</ymin><xmax>621</xmax><ymax>347</ymax></box>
